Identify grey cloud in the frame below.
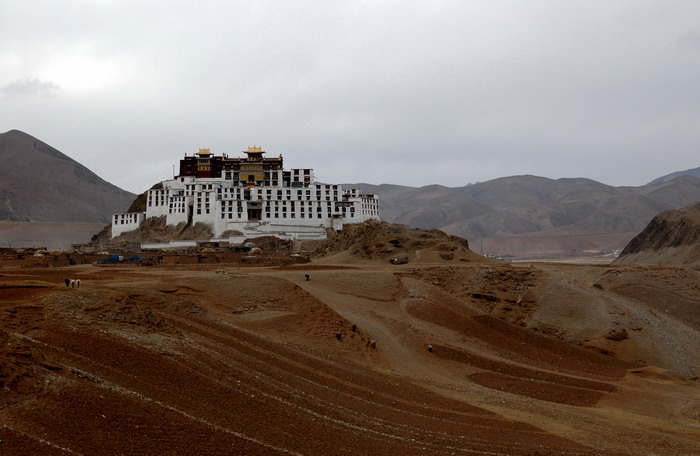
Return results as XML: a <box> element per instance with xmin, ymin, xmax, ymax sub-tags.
<box><xmin>1</xmin><ymin>79</ymin><xmax>60</xmax><ymax>100</ymax></box>
<box><xmin>1</xmin><ymin>1</ymin><xmax>700</xmax><ymax>192</ymax></box>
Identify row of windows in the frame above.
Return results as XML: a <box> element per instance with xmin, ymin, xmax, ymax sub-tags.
<box><xmin>187</xmin><ymin>183</ymin><xmax>215</xmax><ymax>191</ymax></box>
<box><xmin>114</xmin><ymin>214</ymin><xmax>140</xmax><ymax>224</ymax></box>
<box><xmin>114</xmin><ymin>214</ymin><xmax>140</xmax><ymax>221</ymax></box>
<box><xmin>257</xmin><ymin>211</ymin><xmax>355</xmax><ymax>219</ymax></box>
<box><xmin>214</xmin><ymin>209</ymin><xmax>362</xmax><ymax>221</ymax></box>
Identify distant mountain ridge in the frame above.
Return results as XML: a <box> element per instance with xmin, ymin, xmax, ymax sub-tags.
<box><xmin>0</xmin><ymin>130</ymin><xmax>135</xmax><ymax>223</ymax></box>
<box><xmin>3</xmin><ymin>128</ymin><xmax>697</xmax><ymax>258</ymax></box>
<box><xmin>648</xmin><ymin>166</ymin><xmax>700</xmax><ymax>185</ymax></box>
<box><xmin>350</xmin><ymin>174</ymin><xmax>700</xmax><ymax>247</ymax></box>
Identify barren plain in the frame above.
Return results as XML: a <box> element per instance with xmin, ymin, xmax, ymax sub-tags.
<box><xmin>2</xmin><ymin>253</ymin><xmax>700</xmax><ymax>455</ymax></box>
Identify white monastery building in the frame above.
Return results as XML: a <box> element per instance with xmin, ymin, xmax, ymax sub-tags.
<box><xmin>112</xmin><ymin>146</ymin><xmax>380</xmax><ymax>242</ymax></box>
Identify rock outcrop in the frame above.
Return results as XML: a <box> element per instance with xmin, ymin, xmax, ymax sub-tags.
<box><xmin>615</xmin><ymin>201</ymin><xmax>700</xmax><ymax>268</ymax></box>
<box><xmin>314</xmin><ymin>220</ymin><xmax>488</xmax><ymax>264</ymax></box>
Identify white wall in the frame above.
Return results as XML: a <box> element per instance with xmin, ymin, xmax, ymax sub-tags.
<box><xmin>112</xmin><ymin>212</ymin><xmax>145</xmax><ymax>237</ymax></box>
<box><xmin>113</xmin><ymin>164</ymin><xmax>380</xmax><ymax>240</ymax></box>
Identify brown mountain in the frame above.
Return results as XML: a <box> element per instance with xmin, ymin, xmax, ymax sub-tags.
<box><xmin>0</xmin><ymin>130</ymin><xmax>134</xmax><ymax>223</ymax></box>
<box><xmin>648</xmin><ymin>165</ymin><xmax>700</xmax><ymax>185</ymax></box>
<box><xmin>351</xmin><ymin>183</ymin><xmax>491</xmax><ymax>229</ymax></box>
<box><xmin>615</xmin><ymin>200</ymin><xmax>700</xmax><ymax>268</ymax></box>
<box><xmin>353</xmin><ymin>175</ymin><xmax>700</xmax><ymax>257</ymax></box>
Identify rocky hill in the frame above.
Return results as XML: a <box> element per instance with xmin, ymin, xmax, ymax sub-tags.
<box><xmin>0</xmin><ymin>130</ymin><xmax>134</xmax><ymax>222</ymax></box>
<box><xmin>615</xmin><ymin>200</ymin><xmax>700</xmax><ymax>268</ymax></box>
<box><xmin>314</xmin><ymin>220</ymin><xmax>487</xmax><ymax>264</ymax></box>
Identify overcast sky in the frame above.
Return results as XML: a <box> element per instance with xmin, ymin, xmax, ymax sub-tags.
<box><xmin>1</xmin><ymin>0</ymin><xmax>699</xmax><ymax>194</ymax></box>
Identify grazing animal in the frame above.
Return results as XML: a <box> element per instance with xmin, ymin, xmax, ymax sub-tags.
<box><xmin>366</xmin><ymin>340</ymin><xmax>376</xmax><ymax>349</ymax></box>
<box><xmin>69</xmin><ymin>279</ymin><xmax>76</xmax><ymax>288</ymax></box>
<box><xmin>305</xmin><ymin>274</ymin><xmax>310</xmax><ymax>281</ymax></box>
<box><xmin>426</xmin><ymin>344</ymin><xmax>433</xmax><ymax>353</ymax></box>
<box><xmin>64</xmin><ymin>279</ymin><xmax>71</xmax><ymax>287</ymax></box>
<box><xmin>335</xmin><ymin>333</ymin><xmax>342</xmax><ymax>340</ymax></box>
<box><xmin>351</xmin><ymin>324</ymin><xmax>357</xmax><ymax>332</ymax></box>
<box><xmin>75</xmin><ymin>279</ymin><xmax>81</xmax><ymax>288</ymax></box>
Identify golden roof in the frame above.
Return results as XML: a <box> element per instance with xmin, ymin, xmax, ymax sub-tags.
<box><xmin>196</xmin><ymin>148</ymin><xmax>212</xmax><ymax>156</ymax></box>
<box><xmin>245</xmin><ymin>146</ymin><xmax>264</xmax><ymax>154</ymax></box>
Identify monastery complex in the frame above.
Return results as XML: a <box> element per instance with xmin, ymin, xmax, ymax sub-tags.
<box><xmin>112</xmin><ymin>146</ymin><xmax>380</xmax><ymax>243</ymax></box>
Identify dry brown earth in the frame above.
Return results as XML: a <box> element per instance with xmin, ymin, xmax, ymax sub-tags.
<box><xmin>1</xmin><ymin>253</ymin><xmax>700</xmax><ymax>454</ymax></box>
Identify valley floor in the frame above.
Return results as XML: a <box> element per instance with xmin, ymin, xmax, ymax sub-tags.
<box><xmin>1</xmin><ymin>261</ymin><xmax>699</xmax><ymax>455</ymax></box>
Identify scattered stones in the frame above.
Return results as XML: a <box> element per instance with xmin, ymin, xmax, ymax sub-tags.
<box><xmin>70</xmin><ymin>368</ymin><xmax>101</xmax><ymax>383</ymax></box>
<box><xmin>390</xmin><ymin>254</ymin><xmax>409</xmax><ymax>265</ymax></box>
<box><xmin>605</xmin><ymin>329</ymin><xmax>629</xmax><ymax>341</ymax></box>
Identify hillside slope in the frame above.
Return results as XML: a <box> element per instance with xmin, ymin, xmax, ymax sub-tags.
<box><xmin>648</xmin><ymin>165</ymin><xmax>700</xmax><ymax>185</ymax></box>
<box><xmin>2</xmin><ymin>260</ymin><xmax>700</xmax><ymax>454</ymax></box>
<box><xmin>313</xmin><ymin>220</ymin><xmax>486</xmax><ymax>264</ymax></box>
<box><xmin>615</xmin><ymin>200</ymin><xmax>700</xmax><ymax>268</ymax></box>
<box><xmin>0</xmin><ymin>130</ymin><xmax>134</xmax><ymax>222</ymax></box>
<box><xmin>353</xmin><ymin>176</ymin><xmax>700</xmax><ymax>247</ymax></box>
